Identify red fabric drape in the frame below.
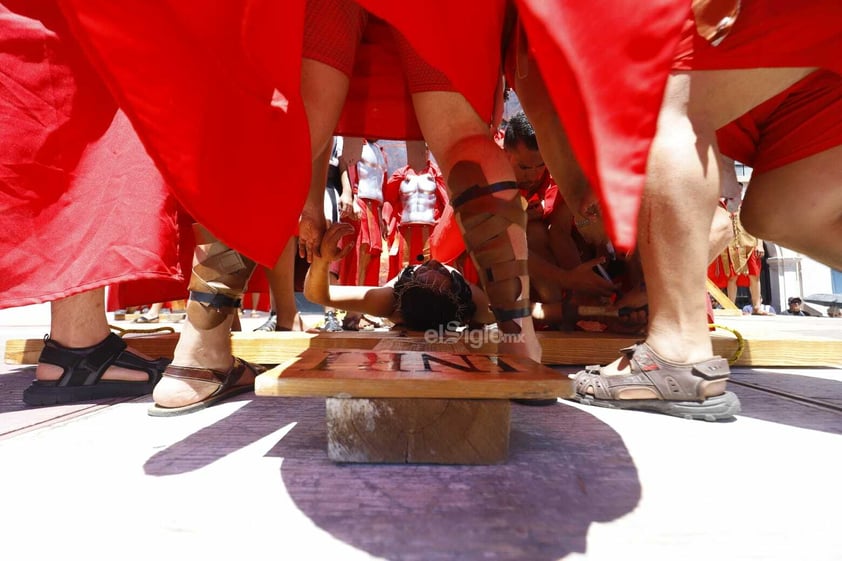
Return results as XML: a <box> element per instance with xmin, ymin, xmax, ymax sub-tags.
<box><xmin>0</xmin><ymin>3</ymin><xmax>189</xmax><ymax>309</ymax></box>
<box><xmin>56</xmin><ymin>0</ymin><xmax>691</xmax><ymax>264</ymax></box>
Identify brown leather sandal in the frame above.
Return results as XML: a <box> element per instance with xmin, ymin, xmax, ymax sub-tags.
<box><xmin>571</xmin><ymin>343</ymin><xmax>741</xmax><ymax>421</ymax></box>
<box><xmin>148</xmin><ymin>357</ymin><xmax>266</xmax><ymax>417</ymax></box>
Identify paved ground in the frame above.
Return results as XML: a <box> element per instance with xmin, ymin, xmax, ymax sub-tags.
<box><xmin>1</xmin><ymin>304</ymin><xmax>841</xmax><ymax>561</ymax></box>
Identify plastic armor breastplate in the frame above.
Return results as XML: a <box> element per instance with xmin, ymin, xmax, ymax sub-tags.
<box><xmin>356</xmin><ymin>141</ymin><xmax>386</xmax><ymax>202</ymax></box>
<box><xmin>400</xmin><ymin>171</ymin><xmax>438</xmax><ymax>224</ymax></box>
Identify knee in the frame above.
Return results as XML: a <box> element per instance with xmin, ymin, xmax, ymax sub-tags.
<box><xmin>739</xmin><ymin>199</ymin><xmax>781</xmax><ymax>241</ymax></box>
<box><xmin>709</xmin><ymin>207</ymin><xmax>733</xmax><ymax>253</ymax></box>
<box><xmin>438</xmin><ymin>134</ymin><xmax>509</xmax><ymax>189</ymax></box>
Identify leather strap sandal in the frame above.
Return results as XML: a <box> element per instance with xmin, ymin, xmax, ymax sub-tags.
<box><xmin>571</xmin><ymin>342</ymin><xmax>741</xmax><ymax>421</ymax></box>
<box><xmin>147</xmin><ymin>357</ymin><xmax>266</xmax><ymax>417</ymax></box>
<box><xmin>23</xmin><ymin>333</ymin><xmax>170</xmax><ymax>406</ymax></box>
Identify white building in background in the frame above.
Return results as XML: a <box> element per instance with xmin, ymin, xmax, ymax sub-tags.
<box><xmin>736</xmin><ymin>162</ymin><xmax>842</xmax><ymax>314</ymax></box>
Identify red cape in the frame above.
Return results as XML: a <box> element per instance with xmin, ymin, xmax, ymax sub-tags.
<box><xmin>57</xmin><ymin>0</ymin><xmax>689</xmax><ymax>265</ymax></box>
<box><xmin>0</xmin><ymin>3</ymin><xmax>190</xmax><ymax>309</ymax></box>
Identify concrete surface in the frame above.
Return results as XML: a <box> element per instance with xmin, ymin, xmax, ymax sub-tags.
<box><xmin>1</xmin><ymin>304</ymin><xmax>840</xmax><ymax>561</ymax></box>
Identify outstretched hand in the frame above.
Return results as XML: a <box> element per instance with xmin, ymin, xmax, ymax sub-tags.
<box><xmin>319</xmin><ymin>222</ymin><xmax>355</xmax><ymax>263</ymax></box>
<box><xmin>298</xmin><ymin>204</ymin><xmax>327</xmax><ymax>263</ymax></box>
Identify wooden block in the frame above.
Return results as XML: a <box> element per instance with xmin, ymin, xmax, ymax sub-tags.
<box><xmin>538</xmin><ymin>332</ymin><xmax>638</xmax><ymax>366</ymax></box>
<box><xmin>713</xmin><ymin>309</ymin><xmax>744</xmax><ymax>317</ymax></box>
<box><xmin>707</xmin><ymin>278</ymin><xmax>740</xmax><ymax>310</ymax></box>
<box><xmin>326</xmin><ymin>397</ymin><xmax>510</xmax><ymax>464</ymax></box>
<box><xmin>231</xmin><ymin>331</ymin><xmax>407</xmax><ymax>365</ymax></box>
<box><xmin>3</xmin><ymin>330</ymin><xmax>403</xmax><ymax>366</ymax></box>
<box><xmin>537</xmin><ymin>323</ymin><xmax>842</xmax><ymax>368</ymax></box>
<box><xmin>255</xmin><ymin>349</ymin><xmax>573</xmax><ymax>399</ymax></box>
<box><xmin>7</xmin><ymin>316</ymin><xmax>842</xmax><ymax>368</ymax></box>
<box><xmin>4</xmin><ymin>332</ymin><xmax>181</xmax><ymax>365</ymax></box>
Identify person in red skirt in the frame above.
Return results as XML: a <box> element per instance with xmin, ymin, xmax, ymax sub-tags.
<box><xmin>56</xmin><ymin>0</ymin><xmax>696</xmax><ymax>414</ymax></box>
<box><xmin>572</xmin><ymin>0</ymin><xmax>842</xmax><ymax>420</ymax></box>
<box><xmin>0</xmin><ymin>2</ymin><xmax>190</xmax><ymax>405</ymax></box>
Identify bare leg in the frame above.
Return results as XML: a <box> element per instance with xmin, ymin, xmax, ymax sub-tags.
<box><xmin>153</xmin><ymin>59</ymin><xmax>351</xmax><ymax>409</ymax></box>
<box><xmin>748</xmin><ymin>275</ymin><xmax>763</xmax><ymax>311</ymax></box>
<box><xmin>36</xmin><ymin>289</ymin><xmax>150</xmax><ymax>383</ymax></box>
<box><xmin>570</xmin><ymin>68</ymin><xmax>815</xmax><ymax>420</ymax></box>
<box><xmin>248</xmin><ymin>293</ymin><xmax>261</xmax><ymax>316</ymax></box>
<box><xmin>587</xmin><ymin>67</ymin><xmax>814</xmax><ymax>388</ymax></box>
<box><xmin>726</xmin><ymin>277</ymin><xmax>739</xmax><ymax>305</ymax></box>
<box><xmin>357</xmin><ymin>243</ymin><xmax>372</xmax><ymax>286</ymax></box>
<box><xmin>412</xmin><ymin>91</ymin><xmax>540</xmax><ymax>362</ymax></box>
<box><xmin>266</xmin><ymin>237</ymin><xmax>299</xmax><ymax>330</ymax></box>
<box><xmin>301</xmin><ymin>59</ymin><xmax>350</xmax><ymax>159</ymax></box>
<box><xmin>153</xmin><ymin>226</ymin><xmax>256</xmax><ymax>409</ymax></box>
<box><xmin>709</xmin><ymin>204</ymin><xmax>733</xmax><ymax>263</ymax></box>
<box><xmin>741</xmin><ymin>144</ymin><xmax>842</xmax><ymax>270</ymax></box>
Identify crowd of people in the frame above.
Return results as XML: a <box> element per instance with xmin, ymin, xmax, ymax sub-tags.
<box><xmin>2</xmin><ymin>0</ymin><xmax>840</xmax><ymax>421</ymax></box>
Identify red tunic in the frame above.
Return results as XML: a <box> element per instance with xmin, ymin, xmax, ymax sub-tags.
<box><xmin>0</xmin><ymin>3</ymin><xmax>190</xmax><ymax>310</ymax></box>
<box><xmin>672</xmin><ymin>1</ymin><xmax>842</xmax><ymax>75</ymax></box>
<box><xmin>56</xmin><ymin>0</ymin><xmax>690</xmax><ymax>265</ymax></box>
<box><xmin>717</xmin><ymin>70</ymin><xmax>842</xmax><ymax>174</ymax></box>
<box><xmin>676</xmin><ymin>1</ymin><xmax>842</xmax><ymax>172</ymax></box>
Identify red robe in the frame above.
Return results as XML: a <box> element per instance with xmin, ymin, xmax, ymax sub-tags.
<box><xmin>55</xmin><ymin>0</ymin><xmax>691</xmax><ymax>266</ymax></box>
<box><xmin>0</xmin><ymin>2</ymin><xmax>190</xmax><ymax>310</ymax></box>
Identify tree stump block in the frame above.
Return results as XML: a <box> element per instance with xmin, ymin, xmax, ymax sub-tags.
<box><xmin>326</xmin><ymin>398</ymin><xmax>510</xmax><ymax>464</ymax></box>
<box><xmin>256</xmin><ymin>349</ymin><xmax>572</xmax><ymax>465</ymax></box>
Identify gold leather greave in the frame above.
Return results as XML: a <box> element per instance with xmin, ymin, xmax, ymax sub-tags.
<box><xmin>449</xmin><ymin>162</ymin><xmax>530</xmax><ymax>332</ymax></box>
<box><xmin>186</xmin><ymin>224</ymin><xmax>256</xmax><ymax>329</ymax></box>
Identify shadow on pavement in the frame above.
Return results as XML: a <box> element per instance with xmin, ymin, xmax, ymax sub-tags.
<box><xmin>144</xmin><ymin>397</ymin><xmax>641</xmax><ymax>561</ymax></box>
<box><xmin>274</xmin><ymin>401</ymin><xmax>639</xmax><ymax>560</ymax></box>
<box><xmin>730</xmin><ymin>369</ymin><xmax>842</xmax><ymax>435</ymax></box>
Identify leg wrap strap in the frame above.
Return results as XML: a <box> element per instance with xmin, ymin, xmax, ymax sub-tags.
<box><xmin>187</xmin><ymin>225</ymin><xmax>257</xmax><ymax>329</ymax></box>
<box><xmin>451</xmin><ymin>181</ymin><xmax>531</xmax><ymax>327</ymax></box>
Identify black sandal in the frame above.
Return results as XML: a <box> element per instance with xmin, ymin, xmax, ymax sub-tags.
<box><xmin>23</xmin><ymin>333</ymin><xmax>171</xmax><ymax>406</ymax></box>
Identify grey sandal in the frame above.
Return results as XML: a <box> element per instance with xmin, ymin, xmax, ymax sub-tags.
<box><xmin>571</xmin><ymin>343</ymin><xmax>740</xmax><ymax>421</ymax></box>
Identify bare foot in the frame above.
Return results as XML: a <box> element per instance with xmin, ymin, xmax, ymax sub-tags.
<box><xmin>151</xmin><ymin>357</ymin><xmax>259</xmax><ymax>409</ymax></box>
<box><xmin>152</xmin><ymin>318</ymin><xmax>241</xmax><ymax>408</ymax></box>
<box><xmin>497</xmin><ymin>320</ymin><xmax>542</xmax><ymax>363</ymax></box>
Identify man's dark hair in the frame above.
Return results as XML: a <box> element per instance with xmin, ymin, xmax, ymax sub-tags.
<box><xmin>503</xmin><ymin>111</ymin><xmax>539</xmax><ymax>152</ymax></box>
<box><xmin>392</xmin><ymin>265</ymin><xmax>476</xmax><ymax>330</ymax></box>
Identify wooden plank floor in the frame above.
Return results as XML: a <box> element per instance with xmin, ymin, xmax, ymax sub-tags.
<box><xmin>6</xmin><ymin>312</ymin><xmax>842</xmax><ymax>368</ymax></box>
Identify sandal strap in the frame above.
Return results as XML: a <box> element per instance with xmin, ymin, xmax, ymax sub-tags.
<box><xmin>39</xmin><ymin>333</ymin><xmax>126</xmax><ymax>387</ymax></box>
<box><xmin>575</xmin><ymin>343</ymin><xmax>730</xmax><ymax>401</ymax></box>
<box><xmin>38</xmin><ymin>333</ymin><xmax>169</xmax><ymax>387</ymax></box>
<box><xmin>450</xmin><ymin>181</ymin><xmax>519</xmax><ymax>208</ymax></box>
<box><xmin>162</xmin><ymin>357</ymin><xmax>265</xmax><ymax>399</ymax></box>
<box><xmin>189</xmin><ymin>290</ymin><xmax>242</xmax><ymax>310</ymax></box>
<box><xmin>112</xmin><ymin>348</ymin><xmax>171</xmax><ymax>380</ymax></box>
